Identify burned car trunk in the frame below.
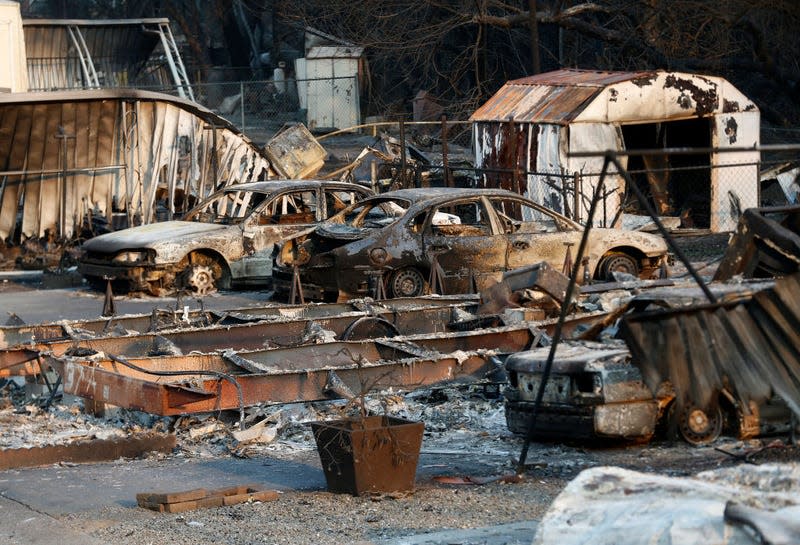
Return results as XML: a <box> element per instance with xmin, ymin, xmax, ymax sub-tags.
<box><xmin>504</xmin><ymin>344</ymin><xmax>659</xmax><ymax>441</ymax></box>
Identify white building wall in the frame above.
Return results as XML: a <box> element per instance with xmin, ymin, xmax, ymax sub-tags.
<box><xmin>0</xmin><ymin>1</ymin><xmax>28</xmax><ymax>92</ymax></box>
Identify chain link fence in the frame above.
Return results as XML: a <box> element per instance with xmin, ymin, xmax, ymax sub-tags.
<box><xmin>136</xmin><ymin>76</ymin><xmax>360</xmax><ymax>138</ymax></box>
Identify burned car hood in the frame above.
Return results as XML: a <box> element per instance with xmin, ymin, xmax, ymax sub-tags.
<box><xmin>82</xmin><ymin>221</ymin><xmax>230</xmax><ymax>253</ymax></box>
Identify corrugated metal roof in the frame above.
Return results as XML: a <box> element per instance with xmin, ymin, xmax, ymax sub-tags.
<box><xmin>471</xmin><ymin>69</ymin><xmax>660</xmax><ymax>124</ymax></box>
<box><xmin>22</xmin><ymin>20</ymin><xmax>164</xmax><ymax>90</ymax></box>
<box><xmin>508</xmin><ymin>69</ymin><xmax>656</xmax><ymax>87</ymax></box>
<box><xmin>471</xmin><ymin>83</ymin><xmax>599</xmax><ymax>124</ymax></box>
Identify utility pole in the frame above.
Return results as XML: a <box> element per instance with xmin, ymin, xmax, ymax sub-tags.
<box><xmin>528</xmin><ymin>0</ymin><xmax>541</xmax><ymax>74</ymax></box>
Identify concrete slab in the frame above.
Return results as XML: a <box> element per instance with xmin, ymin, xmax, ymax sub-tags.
<box><xmin>380</xmin><ymin>520</ymin><xmax>539</xmax><ymax>545</ymax></box>
<box><xmin>0</xmin><ymin>494</ymin><xmax>111</xmax><ymax>545</ymax></box>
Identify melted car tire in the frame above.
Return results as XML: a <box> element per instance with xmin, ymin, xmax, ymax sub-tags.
<box><xmin>599</xmin><ymin>253</ymin><xmax>638</xmax><ymax>281</ymax></box>
<box><xmin>388</xmin><ymin>267</ymin><xmax>426</xmax><ymax>298</ymax></box>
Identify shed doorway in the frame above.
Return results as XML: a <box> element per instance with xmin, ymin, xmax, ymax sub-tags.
<box><xmin>621</xmin><ymin>118</ymin><xmax>712</xmax><ymax>228</ymax></box>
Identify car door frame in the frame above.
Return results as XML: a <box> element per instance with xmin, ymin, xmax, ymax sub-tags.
<box><xmin>420</xmin><ymin>195</ymin><xmax>508</xmax><ymax>293</ymax></box>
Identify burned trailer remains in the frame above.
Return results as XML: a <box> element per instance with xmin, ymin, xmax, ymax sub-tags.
<box><xmin>620</xmin><ymin>273</ymin><xmax>800</xmax><ymax>444</ymax></box>
<box><xmin>713</xmin><ymin>205</ymin><xmax>800</xmax><ymax>281</ymax></box>
<box><xmin>471</xmin><ymin>69</ymin><xmax>759</xmax><ymax>232</ymax></box>
<box><xmin>55</xmin><ymin>325</ymin><xmax>541</xmax><ymax>415</ymax></box>
<box><xmin>0</xmin><ymin>90</ymin><xmax>271</xmax><ymax>255</ymax></box>
<box><xmin>504</xmin><ymin>345</ymin><xmax>659</xmax><ymax>441</ymax></box>
<box><xmin>0</xmin><ymin>301</ymin><xmax>482</xmax><ymax>375</ymax></box>
<box><xmin>0</xmin><ymin>295</ymin><xmax>477</xmax><ymax>350</ymax></box>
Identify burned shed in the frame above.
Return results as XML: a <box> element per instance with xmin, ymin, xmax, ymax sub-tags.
<box><xmin>471</xmin><ymin>69</ymin><xmax>759</xmax><ymax>232</ymax></box>
<box><xmin>0</xmin><ymin>89</ymin><xmax>271</xmax><ymax>248</ymax></box>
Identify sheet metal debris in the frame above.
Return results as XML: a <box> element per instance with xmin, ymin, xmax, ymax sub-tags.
<box><xmin>0</xmin><ymin>301</ymin><xmax>479</xmax><ymax>375</ymax></box>
<box><xmin>54</xmin><ymin>325</ymin><xmax>540</xmax><ymax>415</ymax></box>
<box><xmin>620</xmin><ymin>273</ymin><xmax>800</xmax><ymax>443</ymax></box>
<box><xmin>0</xmin><ymin>295</ymin><xmax>476</xmax><ymax>349</ymax></box>
<box><xmin>0</xmin><ymin>431</ymin><xmax>175</xmax><ymax>470</ymax></box>
<box><xmin>714</xmin><ymin>205</ymin><xmax>800</xmax><ymax>281</ymax></box>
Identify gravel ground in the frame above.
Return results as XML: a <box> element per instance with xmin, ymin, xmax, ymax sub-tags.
<box><xmin>4</xmin><ymin>381</ymin><xmax>797</xmax><ymax>545</ymax></box>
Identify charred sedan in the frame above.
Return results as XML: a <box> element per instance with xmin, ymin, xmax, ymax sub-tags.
<box><xmin>273</xmin><ymin>188</ymin><xmax>668</xmax><ymax>301</ymax></box>
<box><xmin>79</xmin><ymin>181</ymin><xmax>372</xmax><ymax>295</ymax></box>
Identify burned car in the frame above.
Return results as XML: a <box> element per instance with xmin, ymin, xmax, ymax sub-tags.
<box><xmin>78</xmin><ymin>180</ymin><xmax>373</xmax><ymax>295</ymax></box>
<box><xmin>504</xmin><ymin>345</ymin><xmax>661</xmax><ymax>442</ymax></box>
<box><xmin>273</xmin><ymin>188</ymin><xmax>669</xmax><ymax>301</ymax></box>
<box><xmin>506</xmin><ymin>342</ymin><xmax>794</xmax><ymax>445</ymax></box>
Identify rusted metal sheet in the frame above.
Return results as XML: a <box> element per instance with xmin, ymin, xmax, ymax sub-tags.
<box><xmin>0</xmin><ymin>295</ymin><xmax>478</xmax><ymax>349</ymax></box>
<box><xmin>0</xmin><ymin>302</ymin><xmax>479</xmax><ymax>375</ymax></box>
<box><xmin>54</xmin><ymin>325</ymin><xmax>539</xmax><ymax>415</ymax></box>
<box><xmin>0</xmin><ymin>89</ymin><xmax>271</xmax><ymax>244</ymax></box>
<box><xmin>0</xmin><ymin>432</ymin><xmax>175</xmax><ymax>470</ymax></box>
<box><xmin>714</xmin><ymin>205</ymin><xmax>800</xmax><ymax>281</ymax></box>
<box><xmin>619</xmin><ymin>273</ymin><xmax>800</xmax><ymax>436</ymax></box>
<box><xmin>471</xmin><ymin>83</ymin><xmax>599</xmax><ymax>125</ymax></box>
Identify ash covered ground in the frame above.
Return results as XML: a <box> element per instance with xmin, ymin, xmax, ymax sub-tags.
<box><xmin>1</xmin><ymin>233</ymin><xmax>798</xmax><ymax>545</ymax></box>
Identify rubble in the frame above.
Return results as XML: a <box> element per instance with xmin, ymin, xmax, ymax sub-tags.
<box><xmin>533</xmin><ymin>464</ymin><xmax>800</xmax><ymax>545</ymax></box>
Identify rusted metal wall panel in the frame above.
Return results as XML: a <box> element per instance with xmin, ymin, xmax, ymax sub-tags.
<box><xmin>0</xmin><ymin>90</ymin><xmax>271</xmax><ymax>243</ymax></box>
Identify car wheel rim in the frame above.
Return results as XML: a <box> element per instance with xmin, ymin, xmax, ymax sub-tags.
<box><xmin>186</xmin><ymin>264</ymin><xmax>216</xmax><ymax>295</ymax></box>
<box><xmin>602</xmin><ymin>254</ymin><xmax>638</xmax><ymax>279</ymax></box>
<box><xmin>678</xmin><ymin>405</ymin><xmax>722</xmax><ymax>445</ymax></box>
<box><xmin>391</xmin><ymin>269</ymin><xmax>424</xmax><ymax>298</ymax></box>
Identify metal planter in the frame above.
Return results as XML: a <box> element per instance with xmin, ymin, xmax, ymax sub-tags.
<box><xmin>311</xmin><ymin>415</ymin><xmax>424</xmax><ymax>496</ymax></box>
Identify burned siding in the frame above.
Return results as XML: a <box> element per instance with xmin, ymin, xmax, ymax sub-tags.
<box><xmin>0</xmin><ymin>90</ymin><xmax>271</xmax><ymax>244</ymax></box>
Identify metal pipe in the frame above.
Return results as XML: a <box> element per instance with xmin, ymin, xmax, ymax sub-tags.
<box><xmin>516</xmin><ymin>157</ymin><xmax>612</xmax><ymax>474</ymax></box>
<box><xmin>569</xmin><ymin>144</ymin><xmax>800</xmax><ymax>158</ymax></box>
<box><xmin>399</xmin><ymin>118</ymin><xmax>407</xmax><ymax>187</ymax></box>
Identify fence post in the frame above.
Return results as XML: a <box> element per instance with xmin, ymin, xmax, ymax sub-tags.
<box><xmin>441</xmin><ymin>114</ymin><xmax>450</xmax><ymax>187</ymax></box>
<box><xmin>509</xmin><ymin>117</ymin><xmax>519</xmax><ymax>194</ymax></box>
<box><xmin>399</xmin><ymin>118</ymin><xmax>407</xmax><ymax>187</ymax></box>
<box><xmin>240</xmin><ymin>81</ymin><xmax>245</xmax><ymax>131</ymax></box>
<box><xmin>573</xmin><ymin>172</ymin><xmax>581</xmax><ymax>222</ymax></box>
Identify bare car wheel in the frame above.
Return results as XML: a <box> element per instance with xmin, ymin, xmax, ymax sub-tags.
<box><xmin>178</xmin><ymin>253</ymin><xmax>229</xmax><ymax>296</ymax></box>
<box><xmin>600</xmin><ymin>253</ymin><xmax>638</xmax><ymax>281</ymax></box>
<box><xmin>675</xmin><ymin>404</ymin><xmax>723</xmax><ymax>445</ymax></box>
<box><xmin>388</xmin><ymin>268</ymin><xmax>425</xmax><ymax>298</ymax></box>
